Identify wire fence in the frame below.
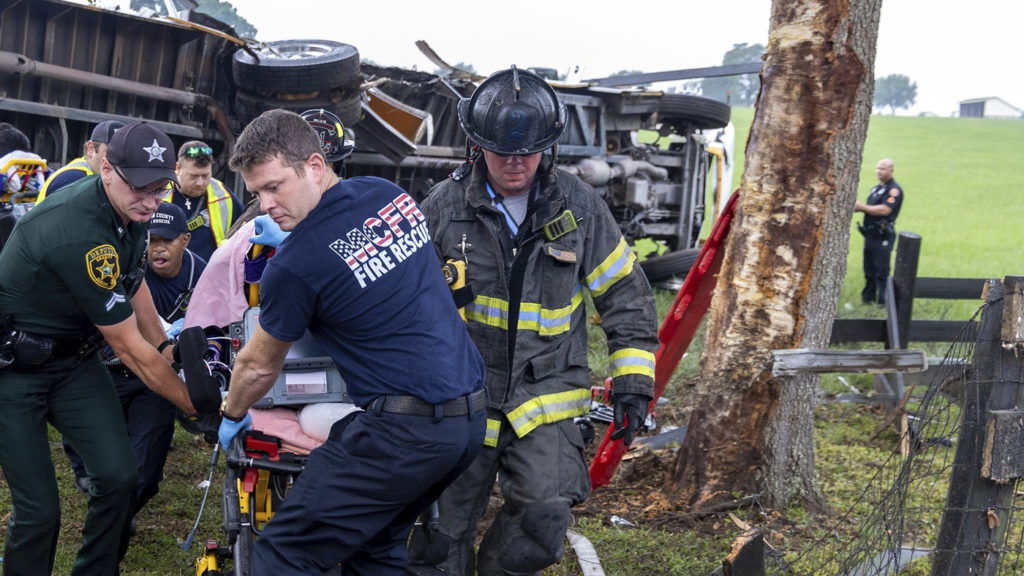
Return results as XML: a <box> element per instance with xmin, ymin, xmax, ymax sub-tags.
<box><xmin>757</xmin><ymin>278</ymin><xmax>1024</xmax><ymax>575</ymax></box>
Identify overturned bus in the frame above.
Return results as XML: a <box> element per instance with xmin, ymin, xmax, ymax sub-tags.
<box><xmin>0</xmin><ymin>0</ymin><xmax>733</xmax><ymax>280</ymax></box>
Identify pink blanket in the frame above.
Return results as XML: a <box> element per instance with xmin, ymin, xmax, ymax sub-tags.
<box><xmin>184</xmin><ymin>220</ymin><xmax>254</xmax><ymax>330</ymax></box>
<box><xmin>248</xmin><ymin>407</ymin><xmax>323</xmax><ymax>454</ymax></box>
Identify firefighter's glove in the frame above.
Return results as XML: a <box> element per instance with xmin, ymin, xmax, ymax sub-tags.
<box><xmin>250</xmin><ymin>214</ymin><xmax>290</xmax><ymax>247</ymax></box>
<box><xmin>218</xmin><ymin>411</ymin><xmax>252</xmax><ymax>451</ymax></box>
<box><xmin>610</xmin><ymin>393</ymin><xmax>650</xmax><ymax>446</ymax></box>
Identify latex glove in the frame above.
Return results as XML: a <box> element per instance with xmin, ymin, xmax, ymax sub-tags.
<box><xmin>218</xmin><ymin>411</ymin><xmax>252</xmax><ymax>451</ymax></box>
<box><xmin>166</xmin><ymin>318</ymin><xmax>185</xmax><ymax>339</ymax></box>
<box><xmin>249</xmin><ymin>214</ymin><xmax>290</xmax><ymax>247</ymax></box>
<box><xmin>609</xmin><ymin>393</ymin><xmax>650</xmax><ymax>446</ymax></box>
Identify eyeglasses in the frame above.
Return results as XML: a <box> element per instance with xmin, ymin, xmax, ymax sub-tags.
<box><xmin>184</xmin><ymin>145</ymin><xmax>213</xmax><ymax>159</ymax></box>
<box><xmin>113</xmin><ymin>166</ymin><xmax>174</xmax><ymax>198</ymax></box>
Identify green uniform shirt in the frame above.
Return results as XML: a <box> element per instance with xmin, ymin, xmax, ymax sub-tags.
<box><xmin>0</xmin><ymin>176</ymin><xmax>147</xmax><ymax>338</ymax></box>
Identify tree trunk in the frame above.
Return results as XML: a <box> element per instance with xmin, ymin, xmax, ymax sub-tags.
<box><xmin>671</xmin><ymin>0</ymin><xmax>882</xmax><ymax>510</ymax></box>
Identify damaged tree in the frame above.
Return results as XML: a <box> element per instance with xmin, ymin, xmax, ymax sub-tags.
<box><xmin>672</xmin><ymin>0</ymin><xmax>883</xmax><ymax>509</ymax></box>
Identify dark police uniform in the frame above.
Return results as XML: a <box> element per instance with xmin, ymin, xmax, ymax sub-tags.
<box><xmin>250</xmin><ymin>176</ymin><xmax>486</xmax><ymax>575</ymax></box>
<box><xmin>0</xmin><ymin>175</ymin><xmax>147</xmax><ymax>576</ymax></box>
<box><xmin>64</xmin><ymin>248</ymin><xmax>207</xmax><ymax>515</ymax></box>
<box><xmin>860</xmin><ymin>177</ymin><xmax>904</xmax><ymax>304</ymax></box>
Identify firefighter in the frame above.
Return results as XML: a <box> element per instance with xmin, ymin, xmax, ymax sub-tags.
<box><xmin>300</xmin><ymin>107</ymin><xmax>356</xmax><ymax>175</ymax></box>
<box><xmin>162</xmin><ymin>140</ymin><xmax>242</xmax><ymax>261</ymax></box>
<box><xmin>854</xmin><ymin>158</ymin><xmax>904</xmax><ymax>305</ymax></box>
<box><xmin>36</xmin><ymin>120</ymin><xmax>125</xmax><ymax>202</ymax></box>
<box><xmin>0</xmin><ymin>121</ymin><xmax>213</xmax><ymax>576</ymax></box>
<box><xmin>217</xmin><ymin>109</ymin><xmax>486</xmax><ymax>575</ymax></box>
<box><xmin>407</xmin><ymin>66</ymin><xmax>659</xmax><ymax>576</ymax></box>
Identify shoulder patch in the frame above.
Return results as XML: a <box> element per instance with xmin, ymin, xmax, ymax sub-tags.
<box><xmin>888</xmin><ymin>188</ymin><xmax>901</xmax><ymax>197</ymax></box>
<box><xmin>85</xmin><ymin>244</ymin><xmax>120</xmax><ymax>290</ymax></box>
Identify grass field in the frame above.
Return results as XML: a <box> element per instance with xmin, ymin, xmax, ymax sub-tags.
<box><xmin>1</xmin><ymin>110</ymin><xmax>1022</xmax><ymax>575</ymax></box>
<box><xmin>726</xmin><ymin>107</ymin><xmax>1024</xmax><ymax>315</ymax></box>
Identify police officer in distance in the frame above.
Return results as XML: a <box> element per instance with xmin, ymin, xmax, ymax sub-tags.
<box><xmin>36</xmin><ymin>119</ymin><xmax>125</xmax><ymax>202</ymax></box>
<box><xmin>0</xmin><ymin>121</ymin><xmax>213</xmax><ymax>576</ymax></box>
<box><xmin>854</xmin><ymin>158</ymin><xmax>904</xmax><ymax>305</ymax></box>
<box><xmin>407</xmin><ymin>66</ymin><xmax>659</xmax><ymax>576</ymax></box>
<box><xmin>163</xmin><ymin>140</ymin><xmax>242</xmax><ymax>261</ymax></box>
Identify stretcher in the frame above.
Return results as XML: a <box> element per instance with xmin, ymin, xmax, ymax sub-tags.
<box><xmin>195</xmin><ymin>431</ymin><xmax>307</xmax><ymax>576</ymax></box>
<box><xmin>175</xmin><ymin>322</ymin><xmax>347</xmax><ymax>576</ymax></box>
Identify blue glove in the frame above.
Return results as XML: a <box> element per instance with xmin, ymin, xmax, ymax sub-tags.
<box><xmin>249</xmin><ymin>214</ymin><xmax>290</xmax><ymax>247</ymax></box>
<box><xmin>166</xmin><ymin>318</ymin><xmax>185</xmax><ymax>339</ymax></box>
<box><xmin>218</xmin><ymin>411</ymin><xmax>253</xmax><ymax>451</ymax></box>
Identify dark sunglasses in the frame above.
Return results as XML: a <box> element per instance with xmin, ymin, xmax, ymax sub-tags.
<box><xmin>184</xmin><ymin>145</ymin><xmax>213</xmax><ymax>158</ymax></box>
<box><xmin>113</xmin><ymin>166</ymin><xmax>174</xmax><ymax>197</ymax></box>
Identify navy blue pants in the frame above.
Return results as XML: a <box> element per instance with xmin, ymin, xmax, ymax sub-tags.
<box><xmin>63</xmin><ymin>368</ymin><xmax>176</xmax><ymax>513</ymax></box>
<box><xmin>252</xmin><ymin>399</ymin><xmax>485</xmax><ymax>576</ymax></box>
<box><xmin>862</xmin><ymin>234</ymin><xmax>895</xmax><ymax>304</ymax></box>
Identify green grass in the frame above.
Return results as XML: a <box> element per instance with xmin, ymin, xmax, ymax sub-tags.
<box><xmin>727</xmin><ymin>107</ymin><xmax>1024</xmax><ymax>319</ymax></box>
<box><xmin>2</xmin><ymin>112</ymin><xmax>1022</xmax><ymax>575</ymax></box>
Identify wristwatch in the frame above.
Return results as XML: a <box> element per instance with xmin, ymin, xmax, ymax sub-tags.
<box><xmin>219</xmin><ymin>398</ymin><xmax>246</xmax><ymax>423</ymax></box>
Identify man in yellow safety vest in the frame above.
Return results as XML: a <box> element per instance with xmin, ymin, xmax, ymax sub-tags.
<box><xmin>162</xmin><ymin>141</ymin><xmax>242</xmax><ymax>261</ymax></box>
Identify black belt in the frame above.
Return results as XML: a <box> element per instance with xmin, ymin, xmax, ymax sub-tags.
<box><xmin>367</xmin><ymin>388</ymin><xmax>487</xmax><ymax>418</ymax></box>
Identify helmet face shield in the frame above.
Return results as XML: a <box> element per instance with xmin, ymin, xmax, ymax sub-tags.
<box><xmin>300</xmin><ymin>108</ymin><xmax>355</xmax><ymax>163</ymax></box>
<box><xmin>458</xmin><ymin>66</ymin><xmax>566</xmax><ymax>155</ymax></box>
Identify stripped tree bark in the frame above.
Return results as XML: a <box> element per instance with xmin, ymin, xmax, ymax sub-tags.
<box><xmin>671</xmin><ymin>0</ymin><xmax>883</xmax><ymax>510</ymax></box>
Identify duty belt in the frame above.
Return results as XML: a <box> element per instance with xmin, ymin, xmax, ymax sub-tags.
<box><xmin>367</xmin><ymin>388</ymin><xmax>487</xmax><ymax>418</ymax></box>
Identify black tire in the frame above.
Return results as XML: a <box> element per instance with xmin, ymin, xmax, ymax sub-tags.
<box><xmin>234</xmin><ymin>90</ymin><xmax>364</xmax><ymax>129</ymax></box>
<box><xmin>232</xmin><ymin>524</ymin><xmax>254</xmax><ymax>576</ymax></box>
<box><xmin>640</xmin><ymin>248</ymin><xmax>700</xmax><ymax>282</ymax></box>
<box><xmin>233</xmin><ymin>40</ymin><xmax>360</xmax><ymax>95</ymax></box>
<box><xmin>658</xmin><ymin>94</ymin><xmax>731</xmax><ymax>130</ymax></box>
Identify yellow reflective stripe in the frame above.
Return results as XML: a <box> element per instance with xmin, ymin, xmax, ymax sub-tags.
<box><xmin>206</xmin><ymin>179</ymin><xmax>233</xmax><ymax>247</ymax></box>
<box><xmin>506</xmin><ymin>389</ymin><xmax>591</xmax><ymax>438</ymax></box>
<box><xmin>467</xmin><ymin>291</ymin><xmax>584</xmax><ymax>336</ymax></box>
<box><xmin>585</xmin><ymin>237</ymin><xmax>636</xmax><ymax>298</ymax></box>
<box><xmin>484</xmin><ymin>418</ymin><xmax>501</xmax><ymax>447</ymax></box>
<box><xmin>161</xmin><ymin>180</ymin><xmax>234</xmax><ymax>247</ymax></box>
<box><xmin>517</xmin><ymin>288</ymin><xmax>584</xmax><ymax>336</ymax></box>
<box><xmin>466</xmin><ymin>295</ymin><xmax>509</xmax><ymax>329</ymax></box>
<box><xmin>610</xmin><ymin>347</ymin><xmax>656</xmax><ymax>379</ymax></box>
<box><xmin>37</xmin><ymin>158</ymin><xmax>91</xmax><ymax>202</ymax></box>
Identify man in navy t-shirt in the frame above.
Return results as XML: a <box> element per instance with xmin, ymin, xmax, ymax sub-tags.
<box><xmin>145</xmin><ymin>202</ymin><xmax>207</xmax><ymax>322</ymax></box>
<box><xmin>218</xmin><ymin>109</ymin><xmax>485</xmax><ymax>575</ymax></box>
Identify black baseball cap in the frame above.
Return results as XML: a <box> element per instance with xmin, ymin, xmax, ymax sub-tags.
<box><xmin>149</xmin><ymin>202</ymin><xmax>187</xmax><ymax>239</ymax></box>
<box><xmin>105</xmin><ymin>121</ymin><xmax>178</xmax><ymax>188</ymax></box>
<box><xmin>90</xmin><ymin>120</ymin><xmax>125</xmax><ymax>144</ymax></box>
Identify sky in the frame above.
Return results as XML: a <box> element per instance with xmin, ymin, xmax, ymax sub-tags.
<box><xmin>237</xmin><ymin>0</ymin><xmax>1024</xmax><ymax>117</ymax></box>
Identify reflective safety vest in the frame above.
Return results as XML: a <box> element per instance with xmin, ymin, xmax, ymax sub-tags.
<box><xmin>37</xmin><ymin>157</ymin><xmax>91</xmax><ymax>203</ymax></box>
<box><xmin>163</xmin><ymin>178</ymin><xmax>235</xmax><ymax>248</ymax></box>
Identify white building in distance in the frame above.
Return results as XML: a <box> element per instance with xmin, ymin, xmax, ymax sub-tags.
<box><xmin>958</xmin><ymin>97</ymin><xmax>1022</xmax><ymax>119</ymax></box>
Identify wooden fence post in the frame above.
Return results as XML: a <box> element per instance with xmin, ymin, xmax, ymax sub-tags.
<box><xmin>931</xmin><ymin>277</ymin><xmax>1024</xmax><ymax>575</ymax></box>
<box><xmin>722</xmin><ymin>529</ymin><xmax>765</xmax><ymax>576</ymax></box>
<box><xmin>892</xmin><ymin>232</ymin><xmax>921</xmax><ymax>350</ymax></box>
